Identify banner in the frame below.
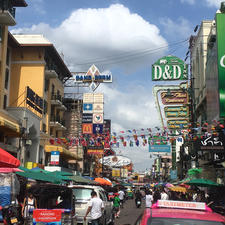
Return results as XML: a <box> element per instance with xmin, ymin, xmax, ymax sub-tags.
<box><xmin>33</xmin><ymin>209</ymin><xmax>62</xmax><ymax>224</ymax></box>
<box><xmin>216</xmin><ymin>13</ymin><xmax>225</xmax><ymax>117</ymax></box>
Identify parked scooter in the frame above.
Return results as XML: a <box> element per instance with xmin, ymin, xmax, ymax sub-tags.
<box><xmin>1</xmin><ymin>204</ymin><xmax>23</xmax><ymax>225</ymax></box>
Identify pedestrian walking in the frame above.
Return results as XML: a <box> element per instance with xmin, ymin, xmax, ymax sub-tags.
<box><xmin>113</xmin><ymin>193</ymin><xmax>120</xmax><ymax>218</ymax></box>
<box><xmin>22</xmin><ymin>193</ymin><xmax>37</xmax><ymax>219</ymax></box>
<box><xmin>118</xmin><ymin>189</ymin><xmax>125</xmax><ymax>208</ymax></box>
<box><xmin>145</xmin><ymin>190</ymin><xmax>153</xmax><ymax>208</ymax></box>
<box><xmin>84</xmin><ymin>191</ymin><xmax>104</xmax><ymax>225</ymax></box>
<box><xmin>160</xmin><ymin>189</ymin><xmax>169</xmax><ymax>200</ymax></box>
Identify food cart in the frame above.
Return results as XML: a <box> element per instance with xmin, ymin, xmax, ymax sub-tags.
<box><xmin>26</xmin><ymin>183</ymin><xmax>76</xmax><ymax>225</ymax></box>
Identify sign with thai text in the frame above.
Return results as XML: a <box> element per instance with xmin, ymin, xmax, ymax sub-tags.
<box><xmin>161</xmin><ymin>91</ymin><xmax>188</xmax><ymax>105</ymax></box>
<box><xmin>167</xmin><ymin>119</ymin><xmax>188</xmax><ymax>129</ymax></box>
<box><xmin>152</xmin><ymin>56</ymin><xmax>188</xmax><ymax>81</ymax></box>
<box><xmin>164</xmin><ymin>106</ymin><xmax>189</xmax><ymax>118</ymax></box>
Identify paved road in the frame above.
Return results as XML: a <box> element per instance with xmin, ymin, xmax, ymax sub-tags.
<box><xmin>115</xmin><ymin>199</ymin><xmax>144</xmax><ymax>225</ymax></box>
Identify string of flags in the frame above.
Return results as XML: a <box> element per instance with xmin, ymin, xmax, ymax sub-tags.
<box><xmin>47</xmin><ymin>119</ymin><xmax>225</xmax><ymax>148</ymax></box>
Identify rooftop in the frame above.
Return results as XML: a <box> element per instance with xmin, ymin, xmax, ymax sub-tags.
<box><xmin>13</xmin><ymin>34</ymin><xmax>52</xmax><ymax>45</ymax></box>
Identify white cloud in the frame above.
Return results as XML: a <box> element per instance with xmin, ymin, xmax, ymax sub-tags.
<box><xmin>181</xmin><ymin>0</ymin><xmax>222</xmax><ymax>7</ymax></box>
<box><xmin>11</xmin><ymin>4</ymin><xmax>167</xmax><ymax>72</ymax></box>
<box><xmin>160</xmin><ymin>17</ymin><xmax>193</xmax><ymax>40</ymax></box>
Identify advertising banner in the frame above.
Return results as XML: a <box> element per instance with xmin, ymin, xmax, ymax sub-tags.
<box><xmin>112</xmin><ymin>169</ymin><xmax>120</xmax><ymax>177</ymax></box>
<box><xmin>83</xmin><ymin>93</ymin><xmax>94</xmax><ymax>103</ymax></box>
<box><xmin>164</xmin><ymin>106</ymin><xmax>189</xmax><ymax>118</ymax></box>
<box><xmin>149</xmin><ymin>145</ymin><xmax>171</xmax><ymax>153</ymax></box>
<box><xmin>33</xmin><ymin>209</ymin><xmax>62</xmax><ymax>224</ymax></box>
<box><xmin>82</xmin><ymin>124</ymin><xmax>93</xmax><ymax>134</ymax></box>
<box><xmin>152</xmin><ymin>56</ymin><xmax>188</xmax><ymax>81</ymax></box>
<box><xmin>88</xmin><ymin>146</ymin><xmax>104</xmax><ymax>155</ymax></box>
<box><xmin>93</xmin><ymin>103</ymin><xmax>104</xmax><ymax>113</ymax></box>
<box><xmin>216</xmin><ymin>13</ymin><xmax>225</xmax><ymax>117</ymax></box>
<box><xmin>93</xmin><ymin>124</ymin><xmax>103</xmax><ymax>134</ymax></box>
<box><xmin>83</xmin><ymin>103</ymin><xmax>93</xmax><ymax>113</ymax></box>
<box><xmin>50</xmin><ymin>151</ymin><xmax>60</xmax><ymax>165</ymax></box>
<box><xmin>82</xmin><ymin>113</ymin><xmax>93</xmax><ymax>123</ymax></box>
<box><xmin>167</xmin><ymin>119</ymin><xmax>188</xmax><ymax>129</ymax></box>
<box><xmin>93</xmin><ymin>113</ymin><xmax>104</xmax><ymax>124</ymax></box>
<box><xmin>161</xmin><ymin>91</ymin><xmax>188</xmax><ymax>105</ymax></box>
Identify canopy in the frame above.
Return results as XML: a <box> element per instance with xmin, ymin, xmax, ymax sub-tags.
<box><xmin>186</xmin><ymin>178</ymin><xmax>221</xmax><ymax>187</ymax></box>
<box><xmin>95</xmin><ymin>177</ymin><xmax>112</xmax><ymax>186</ymax></box>
<box><xmin>0</xmin><ymin>148</ymin><xmax>20</xmax><ymax>168</ymax></box>
<box><xmin>70</xmin><ymin>175</ymin><xmax>97</xmax><ymax>185</ymax></box>
<box><xmin>0</xmin><ymin>167</ymin><xmax>23</xmax><ymax>173</ymax></box>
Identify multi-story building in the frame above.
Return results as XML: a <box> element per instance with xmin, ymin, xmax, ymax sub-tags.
<box><xmin>0</xmin><ymin>0</ymin><xmax>27</xmax><ymax>158</ymax></box>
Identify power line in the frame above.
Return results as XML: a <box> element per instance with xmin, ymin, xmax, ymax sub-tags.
<box><xmin>74</xmin><ymin>38</ymin><xmax>189</xmax><ymax>66</ymax></box>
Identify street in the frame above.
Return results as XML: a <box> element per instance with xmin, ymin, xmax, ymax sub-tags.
<box><xmin>115</xmin><ymin>199</ymin><xmax>144</xmax><ymax>225</ymax></box>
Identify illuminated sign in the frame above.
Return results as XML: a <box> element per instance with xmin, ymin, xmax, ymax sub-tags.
<box><xmin>161</xmin><ymin>91</ymin><xmax>188</xmax><ymax>105</ymax></box>
<box><xmin>167</xmin><ymin>119</ymin><xmax>188</xmax><ymax>129</ymax></box>
<box><xmin>152</xmin><ymin>56</ymin><xmax>188</xmax><ymax>81</ymax></box>
<box><xmin>164</xmin><ymin>106</ymin><xmax>189</xmax><ymax>118</ymax></box>
<box><xmin>75</xmin><ymin>65</ymin><xmax>112</xmax><ymax>83</ymax></box>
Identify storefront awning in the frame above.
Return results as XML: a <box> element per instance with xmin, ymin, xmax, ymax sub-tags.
<box><xmin>45</xmin><ymin>145</ymin><xmax>78</xmax><ymax>160</ymax></box>
<box><xmin>0</xmin><ymin>148</ymin><xmax>20</xmax><ymax>168</ymax></box>
<box><xmin>0</xmin><ymin>116</ymin><xmax>20</xmax><ymax>135</ymax></box>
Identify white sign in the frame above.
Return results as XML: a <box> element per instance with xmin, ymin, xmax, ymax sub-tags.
<box><xmin>93</xmin><ymin>103</ymin><xmax>104</xmax><ymax>113</ymax></box>
<box><xmin>50</xmin><ymin>151</ymin><xmax>60</xmax><ymax>165</ymax></box>
<box><xmin>93</xmin><ymin>113</ymin><xmax>103</xmax><ymax>124</ymax></box>
<box><xmin>99</xmin><ymin>156</ymin><xmax>131</xmax><ymax>167</ymax></box>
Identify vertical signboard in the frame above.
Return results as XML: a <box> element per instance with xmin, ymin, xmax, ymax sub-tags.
<box><xmin>50</xmin><ymin>151</ymin><xmax>60</xmax><ymax>165</ymax></box>
<box><xmin>216</xmin><ymin>12</ymin><xmax>225</xmax><ymax>118</ymax></box>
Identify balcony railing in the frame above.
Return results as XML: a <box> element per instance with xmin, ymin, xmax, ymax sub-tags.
<box><xmin>51</xmin><ymin>94</ymin><xmax>63</xmax><ymax>102</ymax></box>
<box><xmin>50</xmin><ymin>115</ymin><xmax>65</xmax><ymax>127</ymax></box>
<box><xmin>0</xmin><ymin>0</ymin><xmax>16</xmax><ymax>25</ymax></box>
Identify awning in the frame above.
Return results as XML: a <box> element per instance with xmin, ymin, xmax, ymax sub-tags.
<box><xmin>0</xmin><ymin>116</ymin><xmax>20</xmax><ymax>134</ymax></box>
<box><xmin>45</xmin><ymin>145</ymin><xmax>78</xmax><ymax>160</ymax></box>
<box><xmin>0</xmin><ymin>148</ymin><xmax>20</xmax><ymax>168</ymax></box>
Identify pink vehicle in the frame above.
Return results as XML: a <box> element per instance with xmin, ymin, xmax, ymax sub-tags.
<box><xmin>139</xmin><ymin>200</ymin><xmax>225</xmax><ymax>225</ymax></box>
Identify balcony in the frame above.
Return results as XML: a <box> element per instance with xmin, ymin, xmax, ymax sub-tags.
<box><xmin>45</xmin><ymin>69</ymin><xmax>58</xmax><ymax>79</ymax></box>
<box><xmin>0</xmin><ymin>0</ymin><xmax>16</xmax><ymax>26</ymax></box>
<box><xmin>0</xmin><ymin>142</ymin><xmax>18</xmax><ymax>153</ymax></box>
<box><xmin>51</xmin><ymin>94</ymin><xmax>63</xmax><ymax>106</ymax></box>
<box><xmin>50</xmin><ymin>115</ymin><xmax>66</xmax><ymax>130</ymax></box>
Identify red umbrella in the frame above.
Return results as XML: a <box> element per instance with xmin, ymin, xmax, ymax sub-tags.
<box><xmin>0</xmin><ymin>148</ymin><xmax>20</xmax><ymax>168</ymax></box>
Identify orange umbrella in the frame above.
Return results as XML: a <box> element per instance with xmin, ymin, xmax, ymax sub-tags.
<box><xmin>95</xmin><ymin>177</ymin><xmax>112</xmax><ymax>186</ymax></box>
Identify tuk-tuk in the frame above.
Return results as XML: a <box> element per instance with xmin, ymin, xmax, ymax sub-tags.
<box><xmin>26</xmin><ymin>183</ymin><xmax>76</xmax><ymax>225</ymax></box>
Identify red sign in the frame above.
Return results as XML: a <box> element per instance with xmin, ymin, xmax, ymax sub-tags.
<box><xmin>161</xmin><ymin>91</ymin><xmax>188</xmax><ymax>105</ymax></box>
<box><xmin>87</xmin><ymin>149</ymin><xmax>104</xmax><ymax>155</ymax></box>
<box><xmin>82</xmin><ymin>123</ymin><xmax>93</xmax><ymax>134</ymax></box>
<box><xmin>33</xmin><ymin>209</ymin><xmax>62</xmax><ymax>222</ymax></box>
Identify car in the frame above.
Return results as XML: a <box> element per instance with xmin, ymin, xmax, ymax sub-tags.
<box><xmin>136</xmin><ymin>200</ymin><xmax>225</xmax><ymax>225</ymax></box>
<box><xmin>71</xmin><ymin>185</ymin><xmax>114</xmax><ymax>225</ymax></box>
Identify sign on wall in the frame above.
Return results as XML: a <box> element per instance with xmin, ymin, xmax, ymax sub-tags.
<box><xmin>82</xmin><ymin>123</ymin><xmax>93</xmax><ymax>134</ymax></box>
<box><xmin>82</xmin><ymin>113</ymin><xmax>93</xmax><ymax>123</ymax></box>
<box><xmin>152</xmin><ymin>56</ymin><xmax>188</xmax><ymax>81</ymax></box>
<box><xmin>93</xmin><ymin>124</ymin><xmax>103</xmax><ymax>134</ymax></box>
<box><xmin>167</xmin><ymin>119</ymin><xmax>188</xmax><ymax>129</ymax></box>
<box><xmin>93</xmin><ymin>113</ymin><xmax>104</xmax><ymax>124</ymax></box>
<box><xmin>50</xmin><ymin>151</ymin><xmax>60</xmax><ymax>165</ymax></box>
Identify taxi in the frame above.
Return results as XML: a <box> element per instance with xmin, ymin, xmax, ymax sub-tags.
<box><xmin>138</xmin><ymin>200</ymin><xmax>225</xmax><ymax>225</ymax></box>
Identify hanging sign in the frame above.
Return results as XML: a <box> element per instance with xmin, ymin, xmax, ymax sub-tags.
<box><xmin>164</xmin><ymin>106</ymin><xmax>189</xmax><ymax>118</ymax></box>
<box><xmin>88</xmin><ymin>146</ymin><xmax>104</xmax><ymax>155</ymax></box>
<box><xmin>152</xmin><ymin>55</ymin><xmax>188</xmax><ymax>81</ymax></box>
<box><xmin>161</xmin><ymin>91</ymin><xmax>188</xmax><ymax>105</ymax></box>
<box><xmin>83</xmin><ymin>103</ymin><xmax>93</xmax><ymax>113</ymax></box>
<box><xmin>93</xmin><ymin>124</ymin><xmax>103</xmax><ymax>134</ymax></box>
<box><xmin>149</xmin><ymin>145</ymin><xmax>171</xmax><ymax>153</ymax></box>
<box><xmin>167</xmin><ymin>119</ymin><xmax>188</xmax><ymax>129</ymax></box>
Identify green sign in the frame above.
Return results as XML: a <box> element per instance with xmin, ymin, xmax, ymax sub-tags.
<box><xmin>164</xmin><ymin>106</ymin><xmax>189</xmax><ymax>118</ymax></box>
<box><xmin>152</xmin><ymin>55</ymin><xmax>188</xmax><ymax>81</ymax></box>
<box><xmin>216</xmin><ymin>13</ymin><xmax>225</xmax><ymax>118</ymax></box>
<box><xmin>167</xmin><ymin>119</ymin><xmax>188</xmax><ymax>129</ymax></box>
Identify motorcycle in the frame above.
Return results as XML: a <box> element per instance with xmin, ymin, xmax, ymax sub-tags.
<box><xmin>1</xmin><ymin>204</ymin><xmax>23</xmax><ymax>225</ymax></box>
<box><xmin>136</xmin><ymin>199</ymin><xmax>141</xmax><ymax>208</ymax></box>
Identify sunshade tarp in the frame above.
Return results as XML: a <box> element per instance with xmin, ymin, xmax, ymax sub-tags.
<box><xmin>16</xmin><ymin>171</ymin><xmax>62</xmax><ymax>184</ymax></box>
<box><xmin>70</xmin><ymin>175</ymin><xmax>97</xmax><ymax>184</ymax></box>
<box><xmin>0</xmin><ymin>148</ymin><xmax>20</xmax><ymax>168</ymax></box>
<box><xmin>169</xmin><ymin>186</ymin><xmax>187</xmax><ymax>193</ymax></box>
<box><xmin>186</xmin><ymin>178</ymin><xmax>221</xmax><ymax>187</ymax></box>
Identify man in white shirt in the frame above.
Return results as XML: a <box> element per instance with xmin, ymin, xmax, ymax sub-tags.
<box><xmin>145</xmin><ymin>190</ymin><xmax>153</xmax><ymax>208</ymax></box>
<box><xmin>118</xmin><ymin>189</ymin><xmax>125</xmax><ymax>208</ymax></box>
<box><xmin>84</xmin><ymin>191</ymin><xmax>104</xmax><ymax>225</ymax></box>
<box><xmin>161</xmin><ymin>190</ymin><xmax>169</xmax><ymax>200</ymax></box>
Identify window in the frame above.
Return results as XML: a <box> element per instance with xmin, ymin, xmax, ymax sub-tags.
<box><xmin>44</xmin><ymin>79</ymin><xmax>49</xmax><ymax>92</ymax></box>
<box><xmin>42</xmin><ymin>123</ymin><xmax>46</xmax><ymax>133</ymax></box>
<box><xmin>5</xmin><ymin>68</ymin><xmax>9</xmax><ymax>89</ymax></box>
<box><xmin>3</xmin><ymin>95</ymin><xmax>7</xmax><ymax>109</ymax></box>
<box><xmin>72</xmin><ymin>188</ymin><xmax>93</xmax><ymax>201</ymax></box>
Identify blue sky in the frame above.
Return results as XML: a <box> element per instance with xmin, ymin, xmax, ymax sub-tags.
<box><xmin>12</xmin><ymin>0</ymin><xmax>223</xmax><ymax>171</ymax></box>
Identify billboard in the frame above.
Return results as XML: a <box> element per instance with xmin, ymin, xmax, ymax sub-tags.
<box><xmin>152</xmin><ymin>56</ymin><xmax>188</xmax><ymax>81</ymax></box>
<box><xmin>216</xmin><ymin>13</ymin><xmax>225</xmax><ymax>118</ymax></box>
<box><xmin>82</xmin><ymin>124</ymin><xmax>93</xmax><ymax>134</ymax></box>
<box><xmin>149</xmin><ymin>145</ymin><xmax>171</xmax><ymax>153</ymax></box>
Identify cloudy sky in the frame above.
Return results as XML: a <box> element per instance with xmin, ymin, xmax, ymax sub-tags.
<box><xmin>12</xmin><ymin>0</ymin><xmax>223</xmax><ymax>171</ymax></box>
